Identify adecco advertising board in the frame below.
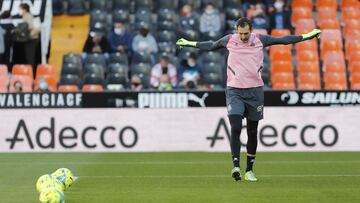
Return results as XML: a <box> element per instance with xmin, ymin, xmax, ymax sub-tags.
<box><xmin>0</xmin><ymin>107</ymin><xmax>359</xmax><ymax>152</ymax></box>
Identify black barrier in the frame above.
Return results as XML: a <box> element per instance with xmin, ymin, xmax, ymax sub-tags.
<box><xmin>1</xmin><ymin>90</ymin><xmax>360</xmax><ymax>108</ymax></box>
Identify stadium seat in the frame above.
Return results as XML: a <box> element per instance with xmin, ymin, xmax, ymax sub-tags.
<box><xmin>34</xmin><ymin>75</ymin><xmax>58</xmax><ymax>92</ymax></box>
<box><xmin>321</xmin><ymin>40</ymin><xmax>343</xmax><ymax>60</ymax></box>
<box><xmin>12</xmin><ymin>64</ymin><xmax>34</xmax><ymax>79</ymax></box>
<box><xmin>270</xmin><ymin>49</ymin><xmax>292</xmax><ymax>62</ymax></box>
<box><xmin>36</xmin><ymin>64</ymin><xmax>57</xmax><ymax>81</ymax></box>
<box><xmin>320</xmin><ymin>29</ymin><xmax>342</xmax><ymax>50</ymax></box>
<box><xmin>316</xmin><ymin>0</ymin><xmax>337</xmax><ymax>11</ymax></box>
<box><xmin>323</xmin><ymin>61</ymin><xmax>346</xmax><ymax>73</ymax></box>
<box><xmin>346</xmin><ymin>42</ymin><xmax>360</xmax><ymax>60</ymax></box>
<box><xmin>0</xmin><ymin>64</ymin><xmax>8</xmax><ymax>76</ymax></box>
<box><xmin>324</xmin><ymin>83</ymin><xmax>348</xmax><ymax>90</ymax></box>
<box><xmin>84</xmin><ymin>63</ymin><xmax>105</xmax><ymax>79</ymax></box>
<box><xmin>350</xmin><ymin>73</ymin><xmax>360</xmax><ymax>84</ymax></box>
<box><xmin>113</xmin><ymin>0</ymin><xmax>131</xmax><ymax>9</ymax></box>
<box><xmin>271</xmin><ymin>61</ymin><xmax>293</xmax><ymax>74</ymax></box>
<box><xmin>225</xmin><ymin>7</ymin><xmax>243</xmax><ymax>21</ymax></box>
<box><xmin>112</xmin><ymin>9</ymin><xmax>130</xmax><ymax>23</ymax></box>
<box><xmin>108</xmin><ymin>63</ymin><xmax>129</xmax><ymax>75</ymax></box>
<box><xmin>324</xmin><ymin>72</ymin><xmax>347</xmax><ymax>85</ymax></box>
<box><xmin>67</xmin><ymin>0</ymin><xmax>86</xmax><ymax>15</ymax></box>
<box><xmin>156</xmin><ymin>0</ymin><xmax>177</xmax><ymax>10</ymax></box>
<box><xmin>90</xmin><ymin>0</ymin><xmax>109</xmax><ymax>11</ymax></box>
<box><xmin>135</xmin><ymin>8</ymin><xmax>152</xmax><ymax>24</ymax></box>
<box><xmin>61</xmin><ymin>63</ymin><xmax>82</xmax><ymax>77</ymax></box>
<box><xmin>157</xmin><ymin>30</ymin><xmax>177</xmax><ymax>43</ymax></box>
<box><xmin>82</xmin><ymin>84</ymin><xmax>104</xmax><ymax>92</ymax></box>
<box><xmin>298</xmin><ymin>72</ymin><xmax>321</xmax><ymax>84</ymax></box>
<box><xmin>131</xmin><ymin>52</ymin><xmax>153</xmax><ymax>64</ymax></box>
<box><xmin>60</xmin><ymin>74</ymin><xmax>81</xmax><ymax>87</ymax></box>
<box><xmin>9</xmin><ymin>75</ymin><xmax>33</xmax><ymax>92</ymax></box>
<box><xmin>199</xmin><ymin>51</ymin><xmax>224</xmax><ymax>64</ymax></box>
<box><xmin>109</xmin><ymin>52</ymin><xmax>128</xmax><ymax>65</ymax></box>
<box><xmin>349</xmin><ymin>61</ymin><xmax>360</xmax><ymax>74</ymax></box>
<box><xmin>351</xmin><ymin>82</ymin><xmax>360</xmax><ymax>90</ymax></box>
<box><xmin>0</xmin><ymin>75</ymin><xmax>8</xmax><ymax>92</ymax></box>
<box><xmin>271</xmin><ymin>72</ymin><xmax>294</xmax><ymax>84</ymax></box>
<box><xmin>295</xmin><ymin>40</ymin><xmax>317</xmax><ymax>52</ymax></box>
<box><xmin>84</xmin><ymin>54</ymin><xmax>107</xmax><ymax>67</ymax></box>
<box><xmin>317</xmin><ymin>7</ymin><xmax>338</xmax><ymax>26</ymax></box>
<box><xmin>158</xmin><ymin>42</ymin><xmax>176</xmax><ymax>54</ymax></box>
<box><xmin>298</xmin><ymin>82</ymin><xmax>321</xmax><ymax>90</ymax></box>
<box><xmin>296</xmin><ymin>50</ymin><xmax>319</xmax><ymax>64</ymax></box>
<box><xmin>341</xmin><ymin>0</ymin><xmax>359</xmax><ymax>9</ymax></box>
<box><xmin>341</xmin><ymin>7</ymin><xmax>360</xmax><ymax>25</ymax></box>
<box><xmin>131</xmin><ymin>63</ymin><xmax>151</xmax><ymax>76</ymax></box>
<box><xmin>157</xmin><ymin>8</ymin><xmax>177</xmax><ymax>22</ymax></box>
<box><xmin>295</xmin><ymin>19</ymin><xmax>316</xmax><ymax>35</ymax></box>
<box><xmin>343</xmin><ymin>20</ymin><xmax>360</xmax><ymax>40</ymax></box>
<box><xmin>157</xmin><ymin>20</ymin><xmax>177</xmax><ymax>31</ymax></box>
<box><xmin>270</xmin><ymin>29</ymin><xmax>291</xmax><ymax>37</ymax></box>
<box><xmin>272</xmin><ymin>82</ymin><xmax>295</xmax><ymax>90</ymax></box>
<box><xmin>203</xmin><ymin>73</ymin><xmax>223</xmax><ymax>86</ymax></box>
<box><xmin>58</xmin><ymin>85</ymin><xmax>79</xmax><ymax>92</ymax></box>
<box><xmin>349</xmin><ymin>52</ymin><xmax>360</xmax><ymax>63</ymax></box>
<box><xmin>202</xmin><ymin>62</ymin><xmax>224</xmax><ymax>76</ymax></box>
<box><xmin>318</xmin><ymin>19</ymin><xmax>340</xmax><ymax>30</ymax></box>
<box><xmin>83</xmin><ymin>73</ymin><xmax>104</xmax><ymax>85</ymax></box>
<box><xmin>292</xmin><ymin>0</ymin><xmax>312</xmax><ymax>10</ymax></box>
<box><xmin>52</xmin><ymin>0</ymin><xmax>65</xmax><ymax>15</ymax></box>
<box><xmin>297</xmin><ymin>61</ymin><xmax>320</xmax><ymax>73</ymax></box>
<box><xmin>323</xmin><ymin>51</ymin><xmax>346</xmax><ymax>68</ymax></box>
<box><xmin>63</xmin><ymin>54</ymin><xmax>82</xmax><ymax>67</ymax></box>
<box><xmin>291</xmin><ymin>7</ymin><xmax>312</xmax><ymax>27</ymax></box>
<box><xmin>106</xmin><ymin>73</ymin><xmax>129</xmax><ymax>90</ymax></box>
<box><xmin>135</xmin><ymin>0</ymin><xmax>154</xmax><ymax>10</ymax></box>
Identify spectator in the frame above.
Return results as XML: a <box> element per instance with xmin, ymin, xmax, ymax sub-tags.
<box><xmin>36</xmin><ymin>77</ymin><xmax>49</xmax><ymax>92</ymax></box>
<box><xmin>18</xmin><ymin>3</ymin><xmax>40</xmax><ymax>73</ymax></box>
<box><xmin>108</xmin><ymin>21</ymin><xmax>133</xmax><ymax>54</ymax></box>
<box><xmin>83</xmin><ymin>31</ymin><xmax>111</xmax><ymax>55</ymax></box>
<box><xmin>178</xmin><ymin>53</ymin><xmax>201</xmax><ymax>89</ymax></box>
<box><xmin>13</xmin><ymin>80</ymin><xmax>23</xmax><ymax>92</ymax></box>
<box><xmin>251</xmin><ymin>4</ymin><xmax>270</xmax><ymax>30</ymax></box>
<box><xmin>150</xmin><ymin>55</ymin><xmax>177</xmax><ymax>88</ymax></box>
<box><xmin>0</xmin><ymin>11</ymin><xmax>14</xmax><ymax>70</ymax></box>
<box><xmin>132</xmin><ymin>22</ymin><xmax>158</xmax><ymax>64</ymax></box>
<box><xmin>269</xmin><ymin>0</ymin><xmax>292</xmax><ymax>30</ymax></box>
<box><xmin>178</xmin><ymin>4</ymin><xmax>199</xmax><ymax>39</ymax></box>
<box><xmin>158</xmin><ymin>74</ymin><xmax>173</xmax><ymax>91</ymax></box>
<box><xmin>199</xmin><ymin>3</ymin><xmax>222</xmax><ymax>40</ymax></box>
<box><xmin>131</xmin><ymin>74</ymin><xmax>143</xmax><ymax>91</ymax></box>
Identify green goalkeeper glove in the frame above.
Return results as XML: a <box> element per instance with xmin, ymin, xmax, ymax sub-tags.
<box><xmin>176</xmin><ymin>38</ymin><xmax>197</xmax><ymax>48</ymax></box>
<box><xmin>302</xmin><ymin>29</ymin><xmax>321</xmax><ymax>40</ymax></box>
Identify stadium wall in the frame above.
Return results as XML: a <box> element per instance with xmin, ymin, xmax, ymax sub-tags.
<box><xmin>1</xmin><ymin>107</ymin><xmax>359</xmax><ymax>152</ymax></box>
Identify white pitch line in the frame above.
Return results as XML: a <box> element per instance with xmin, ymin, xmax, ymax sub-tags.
<box><xmin>0</xmin><ymin>160</ymin><xmax>359</xmax><ymax>165</ymax></box>
<box><xmin>78</xmin><ymin>174</ymin><xmax>360</xmax><ymax>179</ymax></box>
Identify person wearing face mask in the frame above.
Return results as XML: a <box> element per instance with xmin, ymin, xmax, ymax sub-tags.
<box><xmin>251</xmin><ymin>4</ymin><xmax>270</xmax><ymax>30</ymax></box>
<box><xmin>150</xmin><ymin>55</ymin><xmax>177</xmax><ymax>88</ymax></box>
<box><xmin>108</xmin><ymin>21</ymin><xmax>133</xmax><ymax>54</ymax></box>
<box><xmin>199</xmin><ymin>3</ymin><xmax>222</xmax><ymax>40</ymax></box>
<box><xmin>178</xmin><ymin>52</ymin><xmax>202</xmax><ymax>89</ymax></box>
<box><xmin>269</xmin><ymin>0</ymin><xmax>291</xmax><ymax>31</ymax></box>
<box><xmin>177</xmin><ymin>17</ymin><xmax>321</xmax><ymax>182</ymax></box>
<box><xmin>178</xmin><ymin>4</ymin><xmax>200</xmax><ymax>40</ymax></box>
<box><xmin>132</xmin><ymin>23</ymin><xmax>158</xmax><ymax>61</ymax></box>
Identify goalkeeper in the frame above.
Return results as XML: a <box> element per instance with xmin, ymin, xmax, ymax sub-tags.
<box><xmin>176</xmin><ymin>17</ymin><xmax>321</xmax><ymax>182</ymax></box>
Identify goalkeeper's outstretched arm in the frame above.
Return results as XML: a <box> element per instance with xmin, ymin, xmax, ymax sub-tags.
<box><xmin>176</xmin><ymin>35</ymin><xmax>231</xmax><ymax>51</ymax></box>
<box><xmin>261</xmin><ymin>29</ymin><xmax>321</xmax><ymax>47</ymax></box>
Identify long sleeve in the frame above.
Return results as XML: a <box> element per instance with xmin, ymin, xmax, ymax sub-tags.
<box><xmin>259</xmin><ymin>34</ymin><xmax>303</xmax><ymax>47</ymax></box>
<box><xmin>195</xmin><ymin>35</ymin><xmax>230</xmax><ymax>51</ymax></box>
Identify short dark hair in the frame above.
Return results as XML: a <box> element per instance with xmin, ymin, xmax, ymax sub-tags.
<box><xmin>236</xmin><ymin>17</ymin><xmax>252</xmax><ymax>30</ymax></box>
<box><xmin>20</xmin><ymin>3</ymin><xmax>30</xmax><ymax>12</ymax></box>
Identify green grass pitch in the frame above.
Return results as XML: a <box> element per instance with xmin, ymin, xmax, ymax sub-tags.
<box><xmin>0</xmin><ymin>152</ymin><xmax>359</xmax><ymax>203</ymax></box>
